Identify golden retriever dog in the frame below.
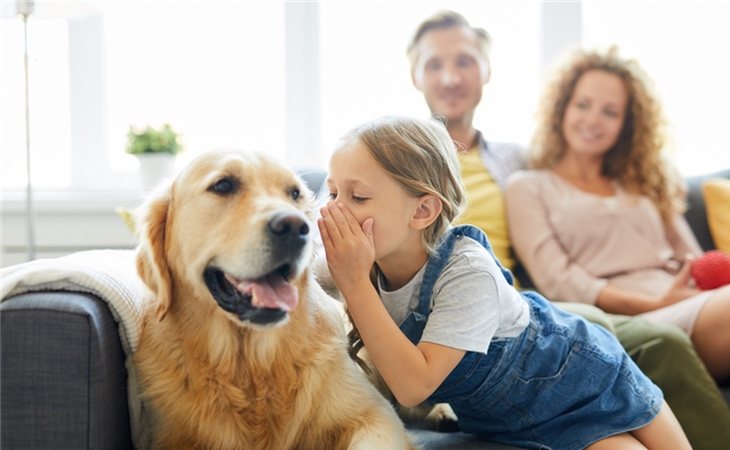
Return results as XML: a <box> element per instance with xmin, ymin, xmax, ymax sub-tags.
<box><xmin>133</xmin><ymin>150</ymin><xmax>414</xmax><ymax>450</ymax></box>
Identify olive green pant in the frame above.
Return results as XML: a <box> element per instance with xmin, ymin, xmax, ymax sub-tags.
<box><xmin>559</xmin><ymin>302</ymin><xmax>730</xmax><ymax>450</ymax></box>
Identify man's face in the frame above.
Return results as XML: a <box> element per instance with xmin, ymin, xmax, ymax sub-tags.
<box><xmin>411</xmin><ymin>26</ymin><xmax>490</xmax><ymax>125</ymax></box>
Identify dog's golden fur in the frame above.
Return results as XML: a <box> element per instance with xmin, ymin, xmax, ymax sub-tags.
<box><xmin>134</xmin><ymin>150</ymin><xmax>413</xmax><ymax>450</ymax></box>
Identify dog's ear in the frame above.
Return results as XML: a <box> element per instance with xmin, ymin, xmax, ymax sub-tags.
<box><xmin>136</xmin><ymin>187</ymin><xmax>174</xmax><ymax>321</ymax></box>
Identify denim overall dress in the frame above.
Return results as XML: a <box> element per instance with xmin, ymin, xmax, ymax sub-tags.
<box><xmin>399</xmin><ymin>225</ymin><xmax>662</xmax><ymax>450</ymax></box>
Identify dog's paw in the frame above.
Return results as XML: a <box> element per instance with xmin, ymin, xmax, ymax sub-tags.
<box><xmin>396</xmin><ymin>402</ymin><xmax>459</xmax><ymax>432</ymax></box>
<box><xmin>425</xmin><ymin>403</ymin><xmax>459</xmax><ymax>432</ymax></box>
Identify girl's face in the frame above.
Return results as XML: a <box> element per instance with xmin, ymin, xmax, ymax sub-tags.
<box><xmin>561</xmin><ymin>69</ymin><xmax>628</xmax><ymax>160</ymax></box>
<box><xmin>326</xmin><ymin>140</ymin><xmax>423</xmax><ymax>261</ymax></box>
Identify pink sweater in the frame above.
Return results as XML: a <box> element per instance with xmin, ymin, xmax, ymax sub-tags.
<box><xmin>505</xmin><ymin>170</ymin><xmax>701</xmax><ymax>304</ymax></box>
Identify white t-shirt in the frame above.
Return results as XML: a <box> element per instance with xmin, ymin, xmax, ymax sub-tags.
<box><xmin>377</xmin><ymin>236</ymin><xmax>530</xmax><ymax>354</ymax></box>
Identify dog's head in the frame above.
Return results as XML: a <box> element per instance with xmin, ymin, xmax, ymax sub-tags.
<box><xmin>135</xmin><ymin>150</ymin><xmax>316</xmax><ymax>328</ymax></box>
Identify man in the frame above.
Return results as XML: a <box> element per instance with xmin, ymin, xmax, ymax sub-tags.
<box><xmin>407</xmin><ymin>10</ymin><xmax>730</xmax><ymax>449</ymax></box>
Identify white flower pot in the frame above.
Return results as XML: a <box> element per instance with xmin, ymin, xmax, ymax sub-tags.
<box><xmin>136</xmin><ymin>153</ymin><xmax>176</xmax><ymax>192</ymax></box>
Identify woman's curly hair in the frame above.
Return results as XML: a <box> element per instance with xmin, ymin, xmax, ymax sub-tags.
<box><xmin>531</xmin><ymin>46</ymin><xmax>685</xmax><ymax>222</ymax></box>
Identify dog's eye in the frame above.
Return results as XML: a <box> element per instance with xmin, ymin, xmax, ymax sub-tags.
<box><xmin>288</xmin><ymin>186</ymin><xmax>301</xmax><ymax>201</ymax></box>
<box><xmin>209</xmin><ymin>177</ymin><xmax>239</xmax><ymax>195</ymax></box>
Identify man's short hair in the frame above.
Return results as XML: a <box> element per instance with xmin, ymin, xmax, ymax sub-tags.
<box><xmin>406</xmin><ymin>10</ymin><xmax>491</xmax><ymax>69</ymax></box>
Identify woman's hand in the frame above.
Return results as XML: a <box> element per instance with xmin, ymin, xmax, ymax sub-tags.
<box><xmin>318</xmin><ymin>201</ymin><xmax>375</xmax><ymax>296</ymax></box>
<box><xmin>656</xmin><ymin>257</ymin><xmax>701</xmax><ymax>308</ymax></box>
<box><xmin>599</xmin><ymin>256</ymin><xmax>701</xmax><ymax>315</ymax></box>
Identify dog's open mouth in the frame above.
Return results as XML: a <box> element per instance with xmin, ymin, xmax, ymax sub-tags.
<box><xmin>203</xmin><ymin>264</ymin><xmax>299</xmax><ymax>325</ymax></box>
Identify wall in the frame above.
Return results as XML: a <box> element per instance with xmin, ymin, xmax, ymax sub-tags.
<box><xmin>2</xmin><ymin>191</ymin><xmax>139</xmax><ymax>267</ymax></box>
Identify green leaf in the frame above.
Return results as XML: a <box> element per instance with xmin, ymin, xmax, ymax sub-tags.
<box><xmin>125</xmin><ymin>123</ymin><xmax>183</xmax><ymax>155</ymax></box>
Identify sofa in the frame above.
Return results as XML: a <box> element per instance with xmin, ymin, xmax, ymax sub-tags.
<box><xmin>2</xmin><ymin>168</ymin><xmax>728</xmax><ymax>450</ymax></box>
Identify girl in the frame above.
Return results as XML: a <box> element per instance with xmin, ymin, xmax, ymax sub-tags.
<box><xmin>318</xmin><ymin>116</ymin><xmax>690</xmax><ymax>450</ymax></box>
<box><xmin>505</xmin><ymin>47</ymin><xmax>730</xmax><ymax>383</ymax></box>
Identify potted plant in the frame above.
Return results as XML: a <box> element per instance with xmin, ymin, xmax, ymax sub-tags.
<box><xmin>126</xmin><ymin>123</ymin><xmax>183</xmax><ymax>190</ymax></box>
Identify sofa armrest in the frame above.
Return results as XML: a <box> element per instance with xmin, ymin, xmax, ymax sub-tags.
<box><xmin>1</xmin><ymin>291</ymin><xmax>132</xmax><ymax>450</ymax></box>
<box><xmin>297</xmin><ymin>168</ymin><xmax>327</xmax><ymax>196</ymax></box>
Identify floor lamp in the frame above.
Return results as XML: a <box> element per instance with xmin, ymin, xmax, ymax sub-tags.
<box><xmin>18</xmin><ymin>0</ymin><xmax>36</xmax><ymax>260</ymax></box>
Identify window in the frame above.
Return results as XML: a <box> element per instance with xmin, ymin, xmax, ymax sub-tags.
<box><xmin>2</xmin><ymin>1</ymin><xmax>543</xmax><ymax>193</ymax></box>
<box><xmin>582</xmin><ymin>1</ymin><xmax>730</xmax><ymax>175</ymax></box>
<box><xmin>4</xmin><ymin>1</ymin><xmax>723</xmax><ymax>195</ymax></box>
<box><xmin>103</xmin><ymin>1</ymin><xmax>286</xmax><ymax>178</ymax></box>
<box><xmin>0</xmin><ymin>18</ymin><xmax>72</xmax><ymax>189</ymax></box>
<box><xmin>1</xmin><ymin>1</ymin><xmax>285</xmax><ymax>191</ymax></box>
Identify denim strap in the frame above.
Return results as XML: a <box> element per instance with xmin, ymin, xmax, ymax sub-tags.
<box><xmin>398</xmin><ymin>224</ymin><xmax>515</xmax><ymax>345</ymax></box>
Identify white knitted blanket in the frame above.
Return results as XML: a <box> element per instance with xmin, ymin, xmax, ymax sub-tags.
<box><xmin>0</xmin><ymin>249</ymin><xmax>152</xmax><ymax>449</ymax></box>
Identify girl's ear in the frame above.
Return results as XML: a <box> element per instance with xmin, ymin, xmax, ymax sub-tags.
<box><xmin>411</xmin><ymin>194</ymin><xmax>443</xmax><ymax>230</ymax></box>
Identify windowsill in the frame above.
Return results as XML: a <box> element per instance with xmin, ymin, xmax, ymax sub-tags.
<box><xmin>1</xmin><ymin>189</ymin><xmax>146</xmax><ymax>213</ymax></box>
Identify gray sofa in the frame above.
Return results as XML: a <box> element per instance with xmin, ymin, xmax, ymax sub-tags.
<box><xmin>2</xmin><ymin>169</ymin><xmax>728</xmax><ymax>450</ymax></box>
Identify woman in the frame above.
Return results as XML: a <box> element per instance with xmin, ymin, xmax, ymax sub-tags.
<box><xmin>505</xmin><ymin>47</ymin><xmax>730</xmax><ymax>382</ymax></box>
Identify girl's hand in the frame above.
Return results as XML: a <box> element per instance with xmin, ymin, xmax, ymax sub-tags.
<box><xmin>657</xmin><ymin>257</ymin><xmax>701</xmax><ymax>307</ymax></box>
<box><xmin>318</xmin><ymin>202</ymin><xmax>375</xmax><ymax>295</ymax></box>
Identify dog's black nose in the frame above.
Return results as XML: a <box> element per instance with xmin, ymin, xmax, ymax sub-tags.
<box><xmin>268</xmin><ymin>212</ymin><xmax>309</xmax><ymax>245</ymax></box>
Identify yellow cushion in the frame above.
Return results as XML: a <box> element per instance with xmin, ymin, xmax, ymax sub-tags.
<box><xmin>702</xmin><ymin>178</ymin><xmax>730</xmax><ymax>252</ymax></box>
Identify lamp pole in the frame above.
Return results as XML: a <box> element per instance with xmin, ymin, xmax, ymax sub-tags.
<box><xmin>18</xmin><ymin>0</ymin><xmax>36</xmax><ymax>260</ymax></box>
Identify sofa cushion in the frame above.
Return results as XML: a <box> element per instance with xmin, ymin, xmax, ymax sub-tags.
<box><xmin>685</xmin><ymin>169</ymin><xmax>730</xmax><ymax>251</ymax></box>
<box><xmin>409</xmin><ymin>429</ymin><xmax>523</xmax><ymax>449</ymax></box>
<box><xmin>703</xmin><ymin>178</ymin><xmax>730</xmax><ymax>252</ymax></box>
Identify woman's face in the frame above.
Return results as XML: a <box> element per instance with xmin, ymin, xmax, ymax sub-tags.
<box><xmin>561</xmin><ymin>69</ymin><xmax>628</xmax><ymax>160</ymax></box>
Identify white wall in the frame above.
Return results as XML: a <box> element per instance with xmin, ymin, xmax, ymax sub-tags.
<box><xmin>2</xmin><ymin>192</ymin><xmax>139</xmax><ymax>266</ymax></box>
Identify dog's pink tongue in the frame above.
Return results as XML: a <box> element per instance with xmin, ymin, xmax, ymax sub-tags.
<box><xmin>251</xmin><ymin>273</ymin><xmax>298</xmax><ymax>312</ymax></box>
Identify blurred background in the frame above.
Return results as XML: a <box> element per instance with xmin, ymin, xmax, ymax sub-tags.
<box><xmin>2</xmin><ymin>0</ymin><xmax>729</xmax><ymax>264</ymax></box>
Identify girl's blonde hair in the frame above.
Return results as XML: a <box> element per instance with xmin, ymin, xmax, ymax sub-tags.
<box><xmin>338</xmin><ymin>116</ymin><xmax>466</xmax><ymax>372</ymax></box>
<box><xmin>531</xmin><ymin>47</ymin><xmax>684</xmax><ymax>222</ymax></box>
<box><xmin>338</xmin><ymin>116</ymin><xmax>466</xmax><ymax>253</ymax></box>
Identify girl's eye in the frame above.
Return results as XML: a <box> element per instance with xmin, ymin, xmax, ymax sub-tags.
<box><xmin>352</xmin><ymin>195</ymin><xmax>368</xmax><ymax>203</ymax></box>
<box><xmin>328</xmin><ymin>192</ymin><xmax>337</xmax><ymax>200</ymax></box>
<box><xmin>603</xmin><ymin>109</ymin><xmax>619</xmax><ymax>118</ymax></box>
<box><xmin>209</xmin><ymin>177</ymin><xmax>238</xmax><ymax>195</ymax></box>
<box><xmin>575</xmin><ymin>102</ymin><xmax>590</xmax><ymax>110</ymax></box>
